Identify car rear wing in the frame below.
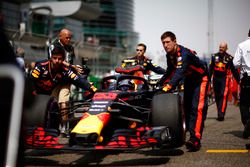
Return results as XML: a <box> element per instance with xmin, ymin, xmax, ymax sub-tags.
<box><xmin>0</xmin><ymin>65</ymin><xmax>25</xmax><ymax>167</ymax></box>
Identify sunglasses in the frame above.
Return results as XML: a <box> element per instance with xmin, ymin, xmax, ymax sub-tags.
<box><xmin>136</xmin><ymin>49</ymin><xmax>144</xmax><ymax>52</ymax></box>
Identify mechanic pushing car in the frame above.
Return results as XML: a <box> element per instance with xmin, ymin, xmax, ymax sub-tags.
<box><xmin>158</xmin><ymin>31</ymin><xmax>209</xmax><ymax>151</ymax></box>
<box><xmin>122</xmin><ymin>43</ymin><xmax>165</xmax><ymax>75</ymax></box>
<box><xmin>30</xmin><ymin>45</ymin><xmax>97</xmax><ymax>135</ymax></box>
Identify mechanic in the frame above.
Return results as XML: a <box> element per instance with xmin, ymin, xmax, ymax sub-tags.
<box><xmin>231</xmin><ymin>68</ymin><xmax>240</xmax><ymax>106</ymax></box>
<box><xmin>30</xmin><ymin>45</ymin><xmax>97</xmax><ymax>136</ymax></box>
<box><xmin>48</xmin><ymin>28</ymin><xmax>89</xmax><ymax>132</ymax></box>
<box><xmin>209</xmin><ymin>42</ymin><xmax>240</xmax><ymax>121</ymax></box>
<box><xmin>0</xmin><ymin>26</ymin><xmax>26</xmax><ymax>167</ymax></box>
<box><xmin>233</xmin><ymin>28</ymin><xmax>250</xmax><ymax>139</ymax></box>
<box><xmin>122</xmin><ymin>43</ymin><xmax>165</xmax><ymax>75</ymax></box>
<box><xmin>49</xmin><ymin>28</ymin><xmax>75</xmax><ymax>64</ymax></box>
<box><xmin>15</xmin><ymin>47</ymin><xmax>25</xmax><ymax>73</ymax></box>
<box><xmin>48</xmin><ymin>28</ymin><xmax>86</xmax><ymax>74</ymax></box>
<box><xmin>159</xmin><ymin>31</ymin><xmax>209</xmax><ymax>151</ymax></box>
<box><xmin>120</xmin><ymin>43</ymin><xmax>165</xmax><ymax>90</ymax></box>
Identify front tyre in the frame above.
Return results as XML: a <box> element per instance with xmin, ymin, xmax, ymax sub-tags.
<box><xmin>152</xmin><ymin>93</ymin><xmax>185</xmax><ymax>147</ymax></box>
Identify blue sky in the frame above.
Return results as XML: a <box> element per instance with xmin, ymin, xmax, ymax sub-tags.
<box><xmin>134</xmin><ymin>0</ymin><xmax>250</xmax><ymax>66</ymax></box>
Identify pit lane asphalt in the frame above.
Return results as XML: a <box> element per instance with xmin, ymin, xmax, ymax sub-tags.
<box><xmin>24</xmin><ymin>102</ymin><xmax>250</xmax><ymax>167</ymax></box>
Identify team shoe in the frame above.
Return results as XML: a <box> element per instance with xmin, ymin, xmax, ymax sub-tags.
<box><xmin>60</xmin><ymin>128</ymin><xmax>70</xmax><ymax>138</ymax></box>
<box><xmin>59</xmin><ymin>122</ymin><xmax>70</xmax><ymax>138</ymax></box>
<box><xmin>246</xmin><ymin>143</ymin><xmax>250</xmax><ymax>150</ymax></box>
<box><xmin>243</xmin><ymin>120</ymin><xmax>250</xmax><ymax>139</ymax></box>
<box><xmin>185</xmin><ymin>139</ymin><xmax>201</xmax><ymax>152</ymax></box>
<box><xmin>216</xmin><ymin>117</ymin><xmax>224</xmax><ymax>121</ymax></box>
<box><xmin>60</xmin><ymin>131</ymin><xmax>70</xmax><ymax>138</ymax></box>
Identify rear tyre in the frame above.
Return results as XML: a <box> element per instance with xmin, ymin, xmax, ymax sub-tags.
<box><xmin>44</xmin><ymin>97</ymin><xmax>60</xmax><ymax>130</ymax></box>
<box><xmin>23</xmin><ymin>95</ymin><xmax>51</xmax><ymax>127</ymax></box>
<box><xmin>152</xmin><ymin>93</ymin><xmax>185</xmax><ymax>147</ymax></box>
<box><xmin>23</xmin><ymin>95</ymin><xmax>60</xmax><ymax>131</ymax></box>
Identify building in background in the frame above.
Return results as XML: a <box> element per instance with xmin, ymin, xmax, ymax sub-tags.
<box><xmin>1</xmin><ymin>0</ymin><xmax>138</xmax><ymax>76</ymax></box>
<box><xmin>82</xmin><ymin>0</ymin><xmax>138</xmax><ymax>75</ymax></box>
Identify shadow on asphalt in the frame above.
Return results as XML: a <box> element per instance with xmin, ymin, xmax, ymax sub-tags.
<box><xmin>25</xmin><ymin>149</ymin><xmax>64</xmax><ymax>156</ymax></box>
<box><xmin>223</xmin><ymin>130</ymin><xmax>244</xmax><ymax>139</ymax></box>
<box><xmin>24</xmin><ymin>147</ymin><xmax>183</xmax><ymax>166</ymax></box>
<box><xmin>206</xmin><ymin>117</ymin><xmax>217</xmax><ymax>120</ymax></box>
<box><xmin>25</xmin><ymin>157</ymin><xmax>59</xmax><ymax>166</ymax></box>
<box><xmin>137</xmin><ymin>148</ymin><xmax>184</xmax><ymax>156</ymax></box>
<box><xmin>82</xmin><ymin>157</ymin><xmax>170</xmax><ymax>166</ymax></box>
<box><xmin>70</xmin><ymin>149</ymin><xmax>183</xmax><ymax>166</ymax></box>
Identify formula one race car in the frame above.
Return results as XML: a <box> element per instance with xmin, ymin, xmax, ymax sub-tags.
<box><xmin>25</xmin><ymin>64</ymin><xmax>186</xmax><ymax>151</ymax></box>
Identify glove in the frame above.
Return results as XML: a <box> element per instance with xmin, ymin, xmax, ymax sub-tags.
<box><xmin>90</xmin><ymin>85</ymin><xmax>97</xmax><ymax>92</ymax></box>
<box><xmin>162</xmin><ymin>84</ymin><xmax>172</xmax><ymax>92</ymax></box>
<box><xmin>84</xmin><ymin>85</ymin><xmax>97</xmax><ymax>99</ymax></box>
<box><xmin>178</xmin><ymin>84</ymin><xmax>184</xmax><ymax>91</ymax></box>
<box><xmin>75</xmin><ymin>65</ymin><xmax>84</xmax><ymax>74</ymax></box>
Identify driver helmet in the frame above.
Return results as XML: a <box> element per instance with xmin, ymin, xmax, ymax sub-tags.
<box><xmin>118</xmin><ymin>79</ymin><xmax>135</xmax><ymax>91</ymax></box>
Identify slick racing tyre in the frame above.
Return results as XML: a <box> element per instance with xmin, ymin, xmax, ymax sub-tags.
<box><xmin>23</xmin><ymin>95</ymin><xmax>51</xmax><ymax>126</ymax></box>
<box><xmin>44</xmin><ymin>97</ymin><xmax>60</xmax><ymax>130</ymax></box>
<box><xmin>152</xmin><ymin>93</ymin><xmax>185</xmax><ymax>148</ymax></box>
<box><xmin>23</xmin><ymin>95</ymin><xmax>60</xmax><ymax>130</ymax></box>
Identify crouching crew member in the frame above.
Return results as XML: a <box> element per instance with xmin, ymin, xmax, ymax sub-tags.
<box><xmin>30</xmin><ymin>45</ymin><xmax>97</xmax><ymax>135</ymax></box>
